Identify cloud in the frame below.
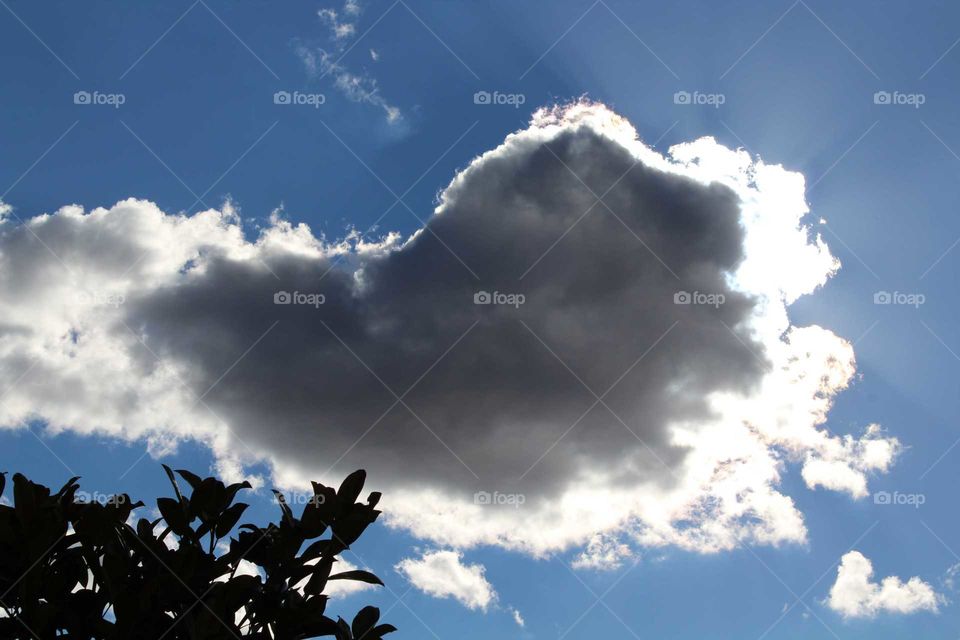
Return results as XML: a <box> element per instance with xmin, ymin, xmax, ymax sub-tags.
<box><xmin>318</xmin><ymin>8</ymin><xmax>356</xmax><ymax>40</ymax></box>
<box><xmin>0</xmin><ymin>101</ymin><xmax>899</xmax><ymax>561</ymax></box>
<box><xmin>801</xmin><ymin>424</ymin><xmax>898</xmax><ymax>498</ymax></box>
<box><xmin>301</xmin><ymin>1</ymin><xmax>400</xmax><ymax>123</ymax></box>
<box><xmin>396</xmin><ymin>550</ymin><xmax>496</xmax><ymax>611</ymax></box>
<box><xmin>510</xmin><ymin>607</ymin><xmax>525</xmax><ymax>627</ymax></box>
<box><xmin>318</xmin><ymin>0</ymin><xmax>362</xmax><ymax>40</ymax></box>
<box><xmin>827</xmin><ymin>551</ymin><xmax>942</xmax><ymax>618</ymax></box>
<box><xmin>945</xmin><ymin>562</ymin><xmax>960</xmax><ymax>590</ymax></box>
<box><xmin>572</xmin><ymin>533</ymin><xmax>633</xmax><ymax>571</ymax></box>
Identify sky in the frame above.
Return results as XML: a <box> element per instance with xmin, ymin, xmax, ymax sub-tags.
<box><xmin>1</xmin><ymin>0</ymin><xmax>960</xmax><ymax>638</ymax></box>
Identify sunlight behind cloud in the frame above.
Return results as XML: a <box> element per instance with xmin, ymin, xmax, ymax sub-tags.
<box><xmin>0</xmin><ymin>102</ymin><xmax>898</xmax><ymax>564</ymax></box>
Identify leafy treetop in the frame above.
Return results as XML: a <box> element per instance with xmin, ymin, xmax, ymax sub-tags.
<box><xmin>0</xmin><ymin>466</ymin><xmax>395</xmax><ymax>640</ymax></box>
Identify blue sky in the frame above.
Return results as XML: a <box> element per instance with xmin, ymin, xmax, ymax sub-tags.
<box><xmin>2</xmin><ymin>1</ymin><xmax>960</xmax><ymax>638</ymax></box>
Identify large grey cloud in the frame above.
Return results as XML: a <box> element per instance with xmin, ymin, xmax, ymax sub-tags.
<box><xmin>0</xmin><ymin>102</ymin><xmax>897</xmax><ymax>556</ymax></box>
<box><xmin>119</xmin><ymin>121</ymin><xmax>763</xmax><ymax>499</ymax></box>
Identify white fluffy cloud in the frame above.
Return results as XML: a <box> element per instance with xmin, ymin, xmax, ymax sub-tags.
<box><xmin>572</xmin><ymin>533</ymin><xmax>632</xmax><ymax>571</ymax></box>
<box><xmin>395</xmin><ymin>550</ymin><xmax>496</xmax><ymax>611</ymax></box>
<box><xmin>0</xmin><ymin>101</ymin><xmax>900</xmax><ymax>565</ymax></box>
<box><xmin>827</xmin><ymin>551</ymin><xmax>943</xmax><ymax>618</ymax></box>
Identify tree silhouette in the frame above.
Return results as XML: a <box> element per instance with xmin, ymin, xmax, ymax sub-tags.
<box><xmin>0</xmin><ymin>466</ymin><xmax>395</xmax><ymax>639</ymax></box>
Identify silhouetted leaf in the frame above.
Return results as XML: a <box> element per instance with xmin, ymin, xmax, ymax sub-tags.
<box><xmin>224</xmin><ymin>480</ymin><xmax>251</xmax><ymax>508</ymax></box>
<box><xmin>305</xmin><ymin>556</ymin><xmax>335</xmax><ymax>595</ymax></box>
<box><xmin>371</xmin><ymin>623</ymin><xmax>398</xmax><ymax>637</ymax></box>
<box><xmin>272</xmin><ymin>489</ymin><xmax>294</xmax><ymax>525</ymax></box>
<box><xmin>332</xmin><ymin>506</ymin><xmax>380</xmax><ymax>547</ymax></box>
<box><xmin>55</xmin><ymin>476</ymin><xmax>81</xmax><ymax>499</ymax></box>
<box><xmin>216</xmin><ymin>502</ymin><xmax>248</xmax><ymax>538</ymax></box>
<box><xmin>136</xmin><ymin>517</ymin><xmax>155</xmax><ymax>540</ymax></box>
<box><xmin>161</xmin><ymin>464</ymin><xmax>184</xmax><ymax>502</ymax></box>
<box><xmin>220</xmin><ymin>573</ymin><xmax>261</xmax><ymax>611</ymax></box>
<box><xmin>156</xmin><ymin>496</ymin><xmax>191</xmax><ymax>537</ymax></box>
<box><xmin>327</xmin><ymin>570</ymin><xmax>384</xmax><ymax>586</ymax></box>
<box><xmin>302</xmin><ymin>483</ymin><xmax>338</xmax><ymax>538</ymax></box>
<box><xmin>336</xmin><ymin>616</ymin><xmax>353</xmax><ymax>640</ymax></box>
<box><xmin>352</xmin><ymin>605</ymin><xmax>379</xmax><ymax>638</ymax></box>
<box><xmin>301</xmin><ymin>538</ymin><xmax>337</xmax><ymax>561</ymax></box>
<box><xmin>175</xmin><ymin>468</ymin><xmax>204</xmax><ymax>492</ymax></box>
<box><xmin>337</xmin><ymin>470</ymin><xmax>366</xmax><ymax>507</ymax></box>
<box><xmin>190</xmin><ymin>477</ymin><xmax>226</xmax><ymax>523</ymax></box>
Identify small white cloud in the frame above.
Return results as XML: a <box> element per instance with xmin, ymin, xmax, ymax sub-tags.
<box><xmin>329</xmin><ymin>63</ymin><xmax>401</xmax><ymax>123</ymax></box>
<box><xmin>510</xmin><ymin>607</ymin><xmax>525</xmax><ymax>627</ymax></box>
<box><xmin>801</xmin><ymin>424</ymin><xmax>900</xmax><ymax>499</ymax></box>
<box><xmin>396</xmin><ymin>550</ymin><xmax>496</xmax><ymax>611</ymax></box>
<box><xmin>827</xmin><ymin>551</ymin><xmax>943</xmax><ymax>618</ymax></box>
<box><xmin>318</xmin><ymin>7</ymin><xmax>356</xmax><ymax>40</ymax></box>
<box><xmin>571</xmin><ymin>533</ymin><xmax>632</xmax><ymax>570</ymax></box>
<box><xmin>300</xmin><ymin>1</ymin><xmax>401</xmax><ymax>123</ymax></box>
<box><xmin>945</xmin><ymin>562</ymin><xmax>960</xmax><ymax>590</ymax></box>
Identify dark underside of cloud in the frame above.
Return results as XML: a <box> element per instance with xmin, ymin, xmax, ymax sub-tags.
<box><xmin>120</xmin><ymin>124</ymin><xmax>765</xmax><ymax>499</ymax></box>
